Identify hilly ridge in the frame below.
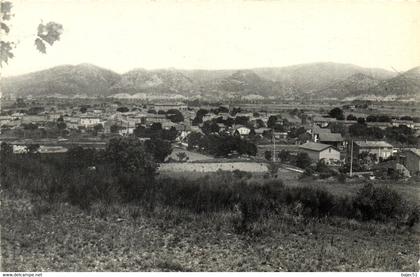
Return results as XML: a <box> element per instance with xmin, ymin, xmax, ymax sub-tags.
<box><xmin>109</xmin><ymin>69</ymin><xmax>195</xmax><ymax>95</ymax></box>
<box><xmin>2</xmin><ymin>62</ymin><xmax>418</xmax><ymax>100</ymax></box>
<box><xmin>1</xmin><ymin>64</ymin><xmax>121</xmax><ymax>98</ymax></box>
<box><xmin>366</xmin><ymin>67</ymin><xmax>420</xmax><ymax>98</ymax></box>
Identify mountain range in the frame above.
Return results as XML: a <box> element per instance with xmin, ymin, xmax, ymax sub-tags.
<box><xmin>2</xmin><ymin>62</ymin><xmax>419</xmax><ymax>100</ymax></box>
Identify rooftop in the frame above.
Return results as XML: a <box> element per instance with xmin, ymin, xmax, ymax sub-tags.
<box><xmin>354</xmin><ymin>141</ymin><xmax>393</xmax><ymax>148</ymax></box>
<box><xmin>392</xmin><ymin>119</ymin><xmax>414</xmax><ymax>124</ymax></box>
<box><xmin>312</xmin><ymin>116</ymin><xmax>337</xmax><ymax>122</ymax></box>
<box><xmin>299</xmin><ymin>142</ymin><xmax>332</xmax><ymax>152</ymax></box>
<box><xmin>319</xmin><ymin>133</ymin><xmax>343</xmax><ymax>142</ymax></box>
<box><xmin>312</xmin><ymin>125</ymin><xmax>331</xmax><ymax>134</ymax></box>
<box><xmin>408</xmin><ymin>148</ymin><xmax>420</xmax><ymax>157</ymax></box>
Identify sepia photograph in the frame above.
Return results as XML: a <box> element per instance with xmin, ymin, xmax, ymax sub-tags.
<box><xmin>0</xmin><ymin>0</ymin><xmax>419</xmax><ymax>273</ymax></box>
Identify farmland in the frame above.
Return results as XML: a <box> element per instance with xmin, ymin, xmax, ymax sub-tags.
<box><xmin>160</xmin><ymin>162</ymin><xmax>269</xmax><ymax>173</ymax></box>
<box><xmin>167</xmin><ymin>147</ymin><xmax>213</xmax><ymax>162</ymax></box>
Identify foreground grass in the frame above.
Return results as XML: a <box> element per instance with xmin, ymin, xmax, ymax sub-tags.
<box><xmin>1</xmin><ymin>190</ymin><xmax>419</xmax><ymax>272</ymax></box>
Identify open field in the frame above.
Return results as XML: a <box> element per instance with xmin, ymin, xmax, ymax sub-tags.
<box><xmin>167</xmin><ymin>147</ymin><xmax>213</xmax><ymax>162</ymax></box>
<box><xmin>2</xmin><ymin>190</ymin><xmax>419</xmax><ymax>272</ymax></box>
<box><xmin>160</xmin><ymin>162</ymin><xmax>269</xmax><ymax>173</ymax></box>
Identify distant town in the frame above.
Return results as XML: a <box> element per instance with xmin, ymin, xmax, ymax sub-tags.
<box><xmin>1</xmin><ymin>96</ymin><xmax>419</xmax><ymax>179</ymax></box>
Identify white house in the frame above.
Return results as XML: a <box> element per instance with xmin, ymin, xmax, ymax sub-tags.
<box><xmin>79</xmin><ymin>116</ymin><xmax>101</xmax><ymax>128</ymax></box>
<box><xmin>391</xmin><ymin>120</ymin><xmax>415</xmax><ymax>128</ymax></box>
<box><xmin>233</xmin><ymin>125</ymin><xmax>251</xmax><ymax>136</ymax></box>
<box><xmin>299</xmin><ymin>142</ymin><xmax>341</xmax><ymax>163</ymax></box>
<box><xmin>353</xmin><ymin>141</ymin><xmax>393</xmax><ymax>161</ymax></box>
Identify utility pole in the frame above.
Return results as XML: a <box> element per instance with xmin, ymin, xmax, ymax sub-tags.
<box><xmin>272</xmin><ymin>129</ymin><xmax>276</xmax><ymax>162</ymax></box>
<box><xmin>349</xmin><ymin>139</ymin><xmax>353</xmax><ymax>177</ymax></box>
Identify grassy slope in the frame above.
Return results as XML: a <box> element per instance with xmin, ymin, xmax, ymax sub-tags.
<box><xmin>2</xmin><ymin>190</ymin><xmax>419</xmax><ymax>272</ymax></box>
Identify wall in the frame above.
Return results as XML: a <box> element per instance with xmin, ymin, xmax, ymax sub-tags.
<box><xmin>319</xmin><ymin>148</ymin><xmax>341</xmax><ymax>161</ymax></box>
<box><xmin>300</xmin><ymin>149</ymin><xmax>320</xmax><ymax>161</ymax></box>
<box><xmin>405</xmin><ymin>151</ymin><xmax>420</xmax><ymax>175</ymax></box>
<box><xmin>356</xmin><ymin>147</ymin><xmax>393</xmax><ymax>160</ymax></box>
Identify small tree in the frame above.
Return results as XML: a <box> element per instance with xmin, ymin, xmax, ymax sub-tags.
<box><xmin>186</xmin><ymin>132</ymin><xmax>203</xmax><ymax>150</ymax></box>
<box><xmin>267</xmin><ymin>162</ymin><xmax>280</xmax><ymax>177</ymax></box>
<box><xmin>27</xmin><ymin>144</ymin><xmax>40</xmax><ymax>154</ymax></box>
<box><xmin>117</xmin><ymin>107</ymin><xmax>129</xmax><ymax>113</ymax></box>
<box><xmin>57</xmin><ymin>121</ymin><xmax>66</xmax><ymax>130</ymax></box>
<box><xmin>57</xmin><ymin>121</ymin><xmax>67</xmax><ymax>137</ymax></box>
<box><xmin>110</xmin><ymin>124</ymin><xmax>120</xmax><ymax>134</ymax></box>
<box><xmin>93</xmin><ymin>124</ymin><xmax>103</xmax><ymax>135</ymax></box>
<box><xmin>347</xmin><ymin>114</ymin><xmax>357</xmax><ymax>121</ymax></box>
<box><xmin>105</xmin><ymin>137</ymin><xmax>157</xmax><ymax>175</ymax></box>
<box><xmin>264</xmin><ymin>150</ymin><xmax>272</xmax><ymax>161</ymax></box>
<box><xmin>267</xmin><ymin>115</ymin><xmax>277</xmax><ymax>128</ymax></box>
<box><xmin>296</xmin><ymin>152</ymin><xmax>312</xmax><ymax>168</ymax></box>
<box><xmin>0</xmin><ymin>142</ymin><xmax>13</xmax><ymax>156</ymax></box>
<box><xmin>202</xmin><ymin>121</ymin><xmax>220</xmax><ymax>135</ymax></box>
<box><xmin>166</xmin><ymin>109</ymin><xmax>184</xmax><ymax>123</ymax></box>
<box><xmin>176</xmin><ymin>152</ymin><xmax>189</xmax><ymax>162</ymax></box>
<box><xmin>329</xmin><ymin>107</ymin><xmax>344</xmax><ymax>120</ymax></box>
<box><xmin>144</xmin><ymin>138</ymin><xmax>172</xmax><ymax>163</ymax></box>
<box><xmin>353</xmin><ymin>183</ymin><xmax>404</xmax><ymax>221</ymax></box>
<box><xmin>278</xmin><ymin>149</ymin><xmax>291</xmax><ymax>162</ymax></box>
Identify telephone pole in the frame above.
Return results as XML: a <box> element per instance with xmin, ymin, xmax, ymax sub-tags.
<box><xmin>349</xmin><ymin>139</ymin><xmax>353</xmax><ymax>177</ymax></box>
<box><xmin>272</xmin><ymin>129</ymin><xmax>276</xmax><ymax>162</ymax></box>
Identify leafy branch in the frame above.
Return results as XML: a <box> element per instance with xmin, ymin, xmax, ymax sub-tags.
<box><xmin>0</xmin><ymin>0</ymin><xmax>63</xmax><ymax>67</ymax></box>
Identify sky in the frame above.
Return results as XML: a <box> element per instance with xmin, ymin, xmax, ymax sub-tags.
<box><xmin>2</xmin><ymin>0</ymin><xmax>420</xmax><ymax>76</ymax></box>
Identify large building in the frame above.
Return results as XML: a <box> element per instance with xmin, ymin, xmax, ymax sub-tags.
<box><xmin>79</xmin><ymin>116</ymin><xmax>101</xmax><ymax>128</ymax></box>
<box><xmin>299</xmin><ymin>142</ymin><xmax>341</xmax><ymax>163</ymax></box>
<box><xmin>352</xmin><ymin>141</ymin><xmax>393</xmax><ymax>161</ymax></box>
<box><xmin>153</xmin><ymin>103</ymin><xmax>188</xmax><ymax>112</ymax></box>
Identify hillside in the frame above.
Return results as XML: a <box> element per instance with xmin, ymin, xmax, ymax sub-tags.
<box><xmin>2</xmin><ymin>62</ymin><xmax>417</xmax><ymax>100</ymax></box>
<box><xmin>253</xmin><ymin>62</ymin><xmax>396</xmax><ymax>94</ymax></box>
<box><xmin>1</xmin><ymin>64</ymin><xmax>121</xmax><ymax>98</ymax></box>
<box><xmin>365</xmin><ymin>67</ymin><xmax>420</xmax><ymax>99</ymax></box>
<box><xmin>109</xmin><ymin>69</ymin><xmax>195</xmax><ymax>96</ymax></box>
<box><xmin>314</xmin><ymin>73</ymin><xmax>382</xmax><ymax>98</ymax></box>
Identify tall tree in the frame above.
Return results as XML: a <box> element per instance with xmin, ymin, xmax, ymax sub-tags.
<box><xmin>144</xmin><ymin>138</ymin><xmax>172</xmax><ymax>163</ymax></box>
<box><xmin>329</xmin><ymin>107</ymin><xmax>344</xmax><ymax>120</ymax></box>
<box><xmin>166</xmin><ymin>109</ymin><xmax>184</xmax><ymax>123</ymax></box>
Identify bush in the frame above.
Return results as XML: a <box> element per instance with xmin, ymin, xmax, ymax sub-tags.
<box><xmin>337</xmin><ymin>173</ymin><xmax>346</xmax><ymax>183</ymax></box>
<box><xmin>3</xmin><ymin>146</ymin><xmax>416</xmax><ymax>227</ymax></box>
<box><xmin>296</xmin><ymin>152</ymin><xmax>312</xmax><ymax>168</ymax></box>
<box><xmin>353</xmin><ymin>183</ymin><xmax>405</xmax><ymax>222</ymax></box>
<box><xmin>283</xmin><ymin>186</ymin><xmax>336</xmax><ymax>217</ymax></box>
<box><xmin>232</xmin><ymin>169</ymin><xmax>252</xmax><ymax>179</ymax></box>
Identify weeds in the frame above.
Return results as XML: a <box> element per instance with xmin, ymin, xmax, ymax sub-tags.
<box><xmin>2</xmin><ymin>151</ymin><xmax>419</xmax><ymax>231</ymax></box>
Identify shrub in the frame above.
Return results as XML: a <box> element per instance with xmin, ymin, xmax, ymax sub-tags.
<box><xmin>232</xmin><ymin>169</ymin><xmax>252</xmax><ymax>179</ymax></box>
<box><xmin>286</xmin><ymin>186</ymin><xmax>336</xmax><ymax>217</ymax></box>
<box><xmin>3</xmin><ymin>146</ymin><xmax>416</xmax><ymax>227</ymax></box>
<box><xmin>296</xmin><ymin>152</ymin><xmax>312</xmax><ymax>168</ymax></box>
<box><xmin>337</xmin><ymin>173</ymin><xmax>346</xmax><ymax>183</ymax></box>
<box><xmin>353</xmin><ymin>183</ymin><xmax>405</xmax><ymax>222</ymax></box>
